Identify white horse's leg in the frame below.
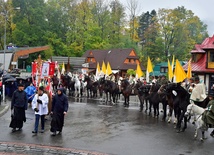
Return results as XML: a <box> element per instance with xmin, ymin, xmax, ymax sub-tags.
<box><xmin>173</xmin><ymin>118</ymin><xmax>177</xmax><ymax>124</ymax></box>
<box><xmin>194</xmin><ymin>127</ymin><xmax>198</xmax><ymax>139</ymax></box>
<box><xmin>78</xmin><ymin>86</ymin><xmax>80</xmax><ymax>97</ymax></box>
<box><xmin>167</xmin><ymin>116</ymin><xmax>171</xmax><ymax>123</ymax></box>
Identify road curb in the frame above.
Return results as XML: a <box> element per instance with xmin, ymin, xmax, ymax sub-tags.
<box><xmin>0</xmin><ymin>141</ymin><xmax>109</xmax><ymax>155</ymax></box>
<box><xmin>0</xmin><ymin>105</ymin><xmax>9</xmax><ymax>117</ymax></box>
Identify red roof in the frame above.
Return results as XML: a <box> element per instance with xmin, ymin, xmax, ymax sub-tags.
<box><xmin>201</xmin><ymin>36</ymin><xmax>214</xmax><ymax>49</ymax></box>
<box><xmin>191</xmin><ymin>35</ymin><xmax>214</xmax><ymax>54</ymax></box>
<box><xmin>183</xmin><ymin>54</ymin><xmax>214</xmax><ymax>73</ymax></box>
<box><xmin>184</xmin><ymin>35</ymin><xmax>214</xmax><ymax>73</ymax></box>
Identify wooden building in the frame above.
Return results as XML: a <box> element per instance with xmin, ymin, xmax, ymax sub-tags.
<box><xmin>183</xmin><ymin>35</ymin><xmax>214</xmax><ymax>93</ymax></box>
<box><xmin>82</xmin><ymin>49</ymin><xmax>145</xmax><ymax>77</ymax></box>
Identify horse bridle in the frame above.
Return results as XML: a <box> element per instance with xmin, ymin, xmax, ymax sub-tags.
<box><xmin>185</xmin><ymin>104</ymin><xmax>193</xmax><ymax>116</ymax></box>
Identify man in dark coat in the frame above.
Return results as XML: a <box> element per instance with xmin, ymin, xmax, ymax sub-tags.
<box><xmin>9</xmin><ymin>83</ymin><xmax>28</xmax><ymax>132</ymax></box>
<box><xmin>202</xmin><ymin>93</ymin><xmax>214</xmax><ymax>137</ymax></box>
<box><xmin>50</xmin><ymin>88</ymin><xmax>68</xmax><ymax>136</ymax></box>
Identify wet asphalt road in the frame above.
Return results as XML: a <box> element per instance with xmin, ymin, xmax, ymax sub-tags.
<box><xmin>0</xmin><ymin>96</ymin><xmax>213</xmax><ymax>155</ymax></box>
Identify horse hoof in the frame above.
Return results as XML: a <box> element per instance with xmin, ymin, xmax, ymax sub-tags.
<box><xmin>161</xmin><ymin>118</ymin><xmax>165</xmax><ymax>122</ymax></box>
<box><xmin>200</xmin><ymin>138</ymin><xmax>204</xmax><ymax>142</ymax></box>
<box><xmin>176</xmin><ymin>129</ymin><xmax>181</xmax><ymax>133</ymax></box>
<box><xmin>167</xmin><ymin>120</ymin><xmax>171</xmax><ymax>123</ymax></box>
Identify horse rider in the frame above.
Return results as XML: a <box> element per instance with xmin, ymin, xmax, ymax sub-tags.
<box><xmin>109</xmin><ymin>73</ymin><xmax>115</xmax><ymax>82</ymax></box>
<box><xmin>89</xmin><ymin>73</ymin><xmax>95</xmax><ymax>82</ymax></box>
<box><xmin>157</xmin><ymin>75</ymin><xmax>168</xmax><ymax>85</ymax></box>
<box><xmin>141</xmin><ymin>78</ymin><xmax>147</xmax><ymax>85</ymax></box>
<box><xmin>190</xmin><ymin>76</ymin><xmax>207</xmax><ymax>107</ymax></box>
<box><xmin>186</xmin><ymin>77</ymin><xmax>195</xmax><ymax>94</ymax></box>
<box><xmin>202</xmin><ymin>92</ymin><xmax>214</xmax><ymax>137</ymax></box>
<box><xmin>129</xmin><ymin>74</ymin><xmax>136</xmax><ymax>85</ymax></box>
<box><xmin>117</xmin><ymin>76</ymin><xmax>123</xmax><ymax>93</ymax></box>
<box><xmin>151</xmin><ymin>76</ymin><xmax>157</xmax><ymax>84</ymax></box>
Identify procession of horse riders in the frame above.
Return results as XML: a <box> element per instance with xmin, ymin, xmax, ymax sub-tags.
<box><xmin>3</xmin><ymin>70</ymin><xmax>214</xmax><ymax>140</ymax></box>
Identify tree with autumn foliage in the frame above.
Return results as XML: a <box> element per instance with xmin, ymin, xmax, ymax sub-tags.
<box><xmin>0</xmin><ymin>0</ymin><xmax>209</xmax><ymax>68</ymax></box>
<box><xmin>138</xmin><ymin>6</ymin><xmax>208</xmax><ymax>63</ymax></box>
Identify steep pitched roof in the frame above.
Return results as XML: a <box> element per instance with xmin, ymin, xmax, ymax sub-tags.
<box><xmin>183</xmin><ymin>35</ymin><xmax>214</xmax><ymax>73</ymax></box>
<box><xmin>183</xmin><ymin>51</ymin><xmax>214</xmax><ymax>73</ymax></box>
<box><xmin>82</xmin><ymin>49</ymin><xmax>145</xmax><ymax>70</ymax></box>
<box><xmin>191</xmin><ymin>35</ymin><xmax>214</xmax><ymax>54</ymax></box>
<box><xmin>200</xmin><ymin>35</ymin><xmax>214</xmax><ymax>49</ymax></box>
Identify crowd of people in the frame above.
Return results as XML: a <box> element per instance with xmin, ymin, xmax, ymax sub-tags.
<box><xmin>8</xmin><ymin>77</ymin><xmax>69</xmax><ymax>136</ymax></box>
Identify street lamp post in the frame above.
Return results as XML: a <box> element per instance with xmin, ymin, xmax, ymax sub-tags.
<box><xmin>2</xmin><ymin>6</ymin><xmax>20</xmax><ymax>102</ymax></box>
<box><xmin>2</xmin><ymin>10</ymin><xmax>7</xmax><ymax>102</ymax></box>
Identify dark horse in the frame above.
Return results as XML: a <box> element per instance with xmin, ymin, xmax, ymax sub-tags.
<box><xmin>84</xmin><ymin>75</ymin><xmax>94</xmax><ymax>98</ymax></box>
<box><xmin>100</xmin><ymin>77</ymin><xmax>118</xmax><ymax>104</ymax></box>
<box><xmin>61</xmin><ymin>74</ymin><xmax>74</xmax><ymax>96</ymax></box>
<box><xmin>120</xmin><ymin>79</ymin><xmax>135</xmax><ymax>107</ymax></box>
<box><xmin>137</xmin><ymin>83</ymin><xmax>151</xmax><ymax>112</ymax></box>
<box><xmin>148</xmin><ymin>83</ymin><xmax>168</xmax><ymax>120</ymax></box>
<box><xmin>52</xmin><ymin>75</ymin><xmax>59</xmax><ymax>91</ymax></box>
<box><xmin>158</xmin><ymin>84</ymin><xmax>177</xmax><ymax>123</ymax></box>
<box><xmin>165</xmin><ymin>83</ymin><xmax>190</xmax><ymax>132</ymax></box>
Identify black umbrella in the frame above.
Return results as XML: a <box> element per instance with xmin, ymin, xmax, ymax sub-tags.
<box><xmin>5</xmin><ymin>78</ymin><xmax>17</xmax><ymax>82</ymax></box>
<box><xmin>16</xmin><ymin>77</ymin><xmax>28</xmax><ymax>81</ymax></box>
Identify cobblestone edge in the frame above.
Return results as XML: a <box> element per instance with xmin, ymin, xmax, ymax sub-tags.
<box><xmin>0</xmin><ymin>141</ymin><xmax>109</xmax><ymax>155</ymax></box>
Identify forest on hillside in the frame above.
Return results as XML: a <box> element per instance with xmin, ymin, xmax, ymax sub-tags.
<box><xmin>0</xmin><ymin>0</ymin><xmax>208</xmax><ymax>67</ymax></box>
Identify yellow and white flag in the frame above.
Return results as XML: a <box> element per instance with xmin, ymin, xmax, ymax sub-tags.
<box><xmin>146</xmin><ymin>57</ymin><xmax>153</xmax><ymax>83</ymax></box>
<box><xmin>95</xmin><ymin>62</ymin><xmax>101</xmax><ymax>80</ymax></box>
<box><xmin>61</xmin><ymin>62</ymin><xmax>65</xmax><ymax>75</ymax></box>
<box><xmin>168</xmin><ymin>59</ymin><xmax>173</xmax><ymax>81</ymax></box>
<box><xmin>136</xmin><ymin>63</ymin><xmax>143</xmax><ymax>78</ymax></box>
<box><xmin>187</xmin><ymin>59</ymin><xmax>192</xmax><ymax>79</ymax></box>
<box><xmin>101</xmin><ymin>61</ymin><xmax>106</xmax><ymax>75</ymax></box>
<box><xmin>106</xmin><ymin>62</ymin><xmax>112</xmax><ymax>76</ymax></box>
<box><xmin>174</xmin><ymin>59</ymin><xmax>187</xmax><ymax>83</ymax></box>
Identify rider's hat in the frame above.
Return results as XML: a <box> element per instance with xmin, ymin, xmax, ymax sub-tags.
<box><xmin>57</xmin><ymin>87</ymin><xmax>64</xmax><ymax>92</ymax></box>
<box><xmin>208</xmin><ymin>92</ymin><xmax>214</xmax><ymax>97</ymax></box>
<box><xmin>17</xmin><ymin>83</ymin><xmax>24</xmax><ymax>87</ymax></box>
<box><xmin>38</xmin><ymin>86</ymin><xmax>44</xmax><ymax>91</ymax></box>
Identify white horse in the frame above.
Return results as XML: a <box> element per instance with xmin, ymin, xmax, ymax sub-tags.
<box><xmin>74</xmin><ymin>74</ymin><xmax>81</xmax><ymax>97</ymax></box>
<box><xmin>185</xmin><ymin>103</ymin><xmax>209</xmax><ymax>141</ymax></box>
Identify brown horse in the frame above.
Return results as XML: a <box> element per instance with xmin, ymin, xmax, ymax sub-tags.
<box><xmin>120</xmin><ymin>79</ymin><xmax>134</xmax><ymax>107</ymax></box>
<box><xmin>52</xmin><ymin>75</ymin><xmax>59</xmax><ymax>91</ymax></box>
<box><xmin>99</xmin><ymin>77</ymin><xmax>118</xmax><ymax>104</ymax></box>
<box><xmin>61</xmin><ymin>74</ymin><xmax>74</xmax><ymax>96</ymax></box>
<box><xmin>158</xmin><ymin>84</ymin><xmax>176</xmax><ymax>123</ymax></box>
<box><xmin>137</xmin><ymin>83</ymin><xmax>151</xmax><ymax>112</ymax></box>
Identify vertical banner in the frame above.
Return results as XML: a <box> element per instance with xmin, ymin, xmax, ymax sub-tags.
<box><xmin>32</xmin><ymin>62</ymin><xmax>37</xmax><ymax>76</ymax></box>
<box><xmin>41</xmin><ymin>62</ymin><xmax>50</xmax><ymax>78</ymax></box>
<box><xmin>49</xmin><ymin>62</ymin><xmax>55</xmax><ymax>76</ymax></box>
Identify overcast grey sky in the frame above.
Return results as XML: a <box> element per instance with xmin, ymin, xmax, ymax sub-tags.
<box><xmin>119</xmin><ymin>0</ymin><xmax>214</xmax><ymax>36</ymax></box>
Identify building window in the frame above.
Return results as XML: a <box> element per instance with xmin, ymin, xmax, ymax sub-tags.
<box><xmin>192</xmin><ymin>54</ymin><xmax>196</xmax><ymax>62</ymax></box>
<box><xmin>210</xmin><ymin>52</ymin><xmax>214</xmax><ymax>62</ymax></box>
<box><xmin>160</xmin><ymin>67</ymin><xmax>168</xmax><ymax>73</ymax></box>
